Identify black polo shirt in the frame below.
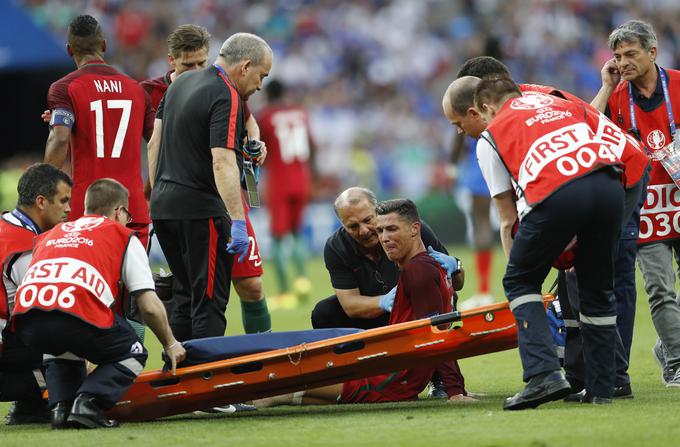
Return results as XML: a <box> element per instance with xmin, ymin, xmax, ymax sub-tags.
<box><xmin>323</xmin><ymin>221</ymin><xmax>448</xmax><ymax>297</ymax></box>
<box><xmin>150</xmin><ymin>66</ymin><xmax>245</xmax><ymax>220</ymax></box>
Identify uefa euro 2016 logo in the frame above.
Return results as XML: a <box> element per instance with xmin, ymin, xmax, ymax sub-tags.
<box><xmin>62</xmin><ymin>216</ymin><xmax>105</xmax><ymax>233</ymax></box>
<box><xmin>510</xmin><ymin>93</ymin><xmax>555</xmax><ymax>110</ymax></box>
<box><xmin>647</xmin><ymin>129</ymin><xmax>666</xmax><ymax>151</ymax></box>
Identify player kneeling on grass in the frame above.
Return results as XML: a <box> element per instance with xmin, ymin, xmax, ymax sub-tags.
<box><xmin>255</xmin><ymin>199</ymin><xmax>476</xmax><ymax>407</ymax></box>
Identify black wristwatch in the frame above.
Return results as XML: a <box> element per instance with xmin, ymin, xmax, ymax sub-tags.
<box><xmin>452</xmin><ymin>257</ymin><xmax>462</xmax><ymax>276</ymax></box>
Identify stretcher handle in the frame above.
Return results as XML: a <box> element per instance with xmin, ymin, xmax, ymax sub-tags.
<box><xmin>429</xmin><ymin>301</ymin><xmax>515</xmax><ymax>326</ymax></box>
<box><xmin>429</xmin><ymin>295</ymin><xmax>555</xmax><ymax>327</ymax></box>
<box><xmin>429</xmin><ymin>311</ymin><xmax>462</xmax><ymax>326</ymax></box>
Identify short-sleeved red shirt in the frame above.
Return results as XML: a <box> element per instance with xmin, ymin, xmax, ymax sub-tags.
<box><xmin>47</xmin><ymin>60</ymin><xmax>155</xmax><ymax>224</ymax></box>
<box><xmin>341</xmin><ymin>252</ymin><xmax>464</xmax><ymax>402</ymax></box>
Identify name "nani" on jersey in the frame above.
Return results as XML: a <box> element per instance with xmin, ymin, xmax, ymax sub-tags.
<box><xmin>93</xmin><ymin>79</ymin><xmax>123</xmax><ymax>93</ymax></box>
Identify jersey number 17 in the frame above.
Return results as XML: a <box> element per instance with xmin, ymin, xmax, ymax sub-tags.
<box><xmin>90</xmin><ymin>99</ymin><xmax>132</xmax><ymax>158</ymax></box>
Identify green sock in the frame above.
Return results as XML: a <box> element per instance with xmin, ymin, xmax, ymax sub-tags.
<box><xmin>292</xmin><ymin>234</ymin><xmax>307</xmax><ymax>277</ymax></box>
<box><xmin>272</xmin><ymin>238</ymin><xmax>289</xmax><ymax>293</ymax></box>
<box><xmin>241</xmin><ymin>298</ymin><xmax>272</xmax><ymax>334</ymax></box>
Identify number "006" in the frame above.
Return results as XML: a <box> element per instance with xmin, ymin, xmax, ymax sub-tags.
<box><xmin>18</xmin><ymin>285</ymin><xmax>76</xmax><ymax>309</ymax></box>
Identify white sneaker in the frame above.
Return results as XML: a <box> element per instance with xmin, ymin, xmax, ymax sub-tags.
<box><xmin>193</xmin><ymin>403</ymin><xmax>257</xmax><ymax>415</ymax></box>
<box><xmin>458</xmin><ymin>294</ymin><xmax>494</xmax><ymax>311</ymax></box>
<box><xmin>666</xmin><ymin>368</ymin><xmax>680</xmax><ymax>388</ymax></box>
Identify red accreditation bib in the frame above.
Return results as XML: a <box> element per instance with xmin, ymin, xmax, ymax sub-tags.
<box><xmin>485</xmin><ymin>92</ymin><xmax>622</xmax><ymax>219</ymax></box>
<box><xmin>12</xmin><ymin>216</ymin><xmax>132</xmax><ymax>329</ymax></box>
<box><xmin>608</xmin><ymin>68</ymin><xmax>680</xmax><ymax>244</ymax></box>
<box><xmin>0</xmin><ymin>218</ymin><xmax>36</xmax><ymax>350</ymax></box>
<box><xmin>521</xmin><ymin>83</ymin><xmax>647</xmax><ymax>189</ymax></box>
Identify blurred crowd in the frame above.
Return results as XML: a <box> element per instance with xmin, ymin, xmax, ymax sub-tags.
<box><xmin>17</xmin><ymin>0</ymin><xmax>680</xmax><ymax>200</ymax></box>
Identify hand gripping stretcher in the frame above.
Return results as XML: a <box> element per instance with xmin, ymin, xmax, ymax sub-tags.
<box><xmin>108</xmin><ymin>297</ymin><xmax>552</xmax><ymax>421</ymax></box>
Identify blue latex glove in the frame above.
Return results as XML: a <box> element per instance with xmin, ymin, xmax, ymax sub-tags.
<box><xmin>427</xmin><ymin>246</ymin><xmax>461</xmax><ymax>276</ymax></box>
<box><xmin>379</xmin><ymin>286</ymin><xmax>397</xmax><ymax>313</ymax></box>
<box><xmin>226</xmin><ymin>219</ymin><xmax>249</xmax><ymax>262</ymax></box>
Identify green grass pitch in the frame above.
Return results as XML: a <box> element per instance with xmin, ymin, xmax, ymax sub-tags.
<box><xmin>3</xmin><ymin>246</ymin><xmax>680</xmax><ymax>446</ymax></box>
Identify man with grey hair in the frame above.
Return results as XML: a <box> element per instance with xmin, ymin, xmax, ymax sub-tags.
<box><xmin>312</xmin><ymin>187</ymin><xmax>462</xmax><ymax>330</ymax></box>
<box><xmin>592</xmin><ymin>20</ymin><xmax>680</xmax><ymax>388</ymax></box>
<box><xmin>312</xmin><ymin>187</ymin><xmax>469</xmax><ymax>399</ymax></box>
<box><xmin>148</xmin><ymin>32</ymin><xmax>272</xmax><ymax>343</ymax></box>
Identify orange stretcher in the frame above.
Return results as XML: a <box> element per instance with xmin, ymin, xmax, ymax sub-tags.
<box><xmin>108</xmin><ymin>297</ymin><xmax>551</xmax><ymax>422</ymax></box>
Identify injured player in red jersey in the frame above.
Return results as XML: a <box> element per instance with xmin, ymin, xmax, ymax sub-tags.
<box><xmin>254</xmin><ymin>199</ymin><xmax>477</xmax><ymax>407</ymax></box>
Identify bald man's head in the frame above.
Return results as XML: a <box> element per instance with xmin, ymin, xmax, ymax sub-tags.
<box><xmin>445</xmin><ymin>76</ymin><xmax>481</xmax><ymax>115</ymax></box>
<box><xmin>334</xmin><ymin>187</ymin><xmax>376</xmax><ymax>216</ymax></box>
<box><xmin>334</xmin><ymin>187</ymin><xmax>380</xmax><ymax>249</ymax></box>
<box><xmin>442</xmin><ymin>76</ymin><xmax>486</xmax><ymax>138</ymax></box>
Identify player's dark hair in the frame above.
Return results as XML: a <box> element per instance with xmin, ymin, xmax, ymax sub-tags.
<box><xmin>474</xmin><ymin>77</ymin><xmax>521</xmax><ymax>111</ymax></box>
<box><xmin>167</xmin><ymin>24</ymin><xmax>211</xmax><ymax>57</ymax></box>
<box><xmin>266</xmin><ymin>79</ymin><xmax>284</xmax><ymax>102</ymax></box>
<box><xmin>457</xmin><ymin>56</ymin><xmax>512</xmax><ymax>80</ymax></box>
<box><xmin>67</xmin><ymin>14</ymin><xmax>104</xmax><ymax>55</ymax></box>
<box><xmin>85</xmin><ymin>178</ymin><xmax>129</xmax><ymax>216</ymax></box>
<box><xmin>17</xmin><ymin>163</ymin><xmax>72</xmax><ymax>207</ymax></box>
<box><xmin>375</xmin><ymin>199</ymin><xmax>419</xmax><ymax>225</ymax></box>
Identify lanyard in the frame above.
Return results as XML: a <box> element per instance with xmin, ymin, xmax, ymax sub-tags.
<box><xmin>213</xmin><ymin>63</ymin><xmax>249</xmax><ymax>148</ymax></box>
<box><xmin>10</xmin><ymin>208</ymin><xmax>41</xmax><ymax>234</ymax></box>
<box><xmin>628</xmin><ymin>67</ymin><xmax>676</xmax><ymax>142</ymax></box>
<box><xmin>213</xmin><ymin>63</ymin><xmax>232</xmax><ymax>86</ymax></box>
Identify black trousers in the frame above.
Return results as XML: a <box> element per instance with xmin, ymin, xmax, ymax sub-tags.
<box><xmin>15</xmin><ymin>311</ymin><xmax>147</xmax><ymax>409</ymax></box>
<box><xmin>311</xmin><ymin>295</ymin><xmax>389</xmax><ymax>330</ymax></box>
<box><xmin>505</xmin><ymin>169</ymin><xmax>624</xmax><ymax>398</ymax></box>
<box><xmin>558</xmin><ymin>270</ymin><xmax>630</xmax><ymax>389</ymax></box>
<box><xmin>153</xmin><ymin>217</ymin><xmax>233</xmax><ymax>341</ymax></box>
<box><xmin>0</xmin><ymin>332</ymin><xmax>45</xmax><ymax>402</ymax></box>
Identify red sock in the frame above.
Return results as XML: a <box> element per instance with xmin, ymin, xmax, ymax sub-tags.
<box><xmin>476</xmin><ymin>249</ymin><xmax>492</xmax><ymax>294</ymax></box>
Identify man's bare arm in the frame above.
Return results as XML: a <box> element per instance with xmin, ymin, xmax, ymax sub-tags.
<box><xmin>147</xmin><ymin>119</ymin><xmax>163</xmax><ymax>188</ymax></box>
<box><xmin>212</xmin><ymin>147</ymin><xmax>245</xmax><ymax>221</ymax></box>
<box><xmin>335</xmin><ymin>288</ymin><xmax>385</xmax><ymax>319</ymax></box>
<box><xmin>44</xmin><ymin>126</ymin><xmax>71</xmax><ymax>168</ymax></box>
<box><xmin>493</xmin><ymin>190</ymin><xmax>518</xmax><ymax>260</ymax></box>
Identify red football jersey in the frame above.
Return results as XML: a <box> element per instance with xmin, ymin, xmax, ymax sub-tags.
<box><xmin>257</xmin><ymin>105</ymin><xmax>312</xmax><ymax>196</ymax></box>
<box><xmin>139</xmin><ymin>70</ymin><xmax>172</xmax><ymax>110</ymax></box>
<box><xmin>47</xmin><ymin>60</ymin><xmax>155</xmax><ymax>224</ymax></box>
<box><xmin>340</xmin><ymin>252</ymin><xmax>464</xmax><ymax>402</ymax></box>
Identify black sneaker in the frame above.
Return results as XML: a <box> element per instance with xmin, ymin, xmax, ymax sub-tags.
<box><xmin>563</xmin><ymin>389</ymin><xmax>586</xmax><ymax>403</ymax></box>
<box><xmin>613</xmin><ymin>384</ymin><xmax>634</xmax><ymax>399</ymax></box>
<box><xmin>503</xmin><ymin>370</ymin><xmax>571</xmax><ymax>411</ymax></box>
<box><xmin>426</xmin><ymin>380</ymin><xmax>448</xmax><ymax>399</ymax></box>
<box><xmin>66</xmin><ymin>394</ymin><xmax>119</xmax><ymax>429</ymax></box>
<box><xmin>581</xmin><ymin>394</ymin><xmax>613</xmax><ymax>405</ymax></box>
